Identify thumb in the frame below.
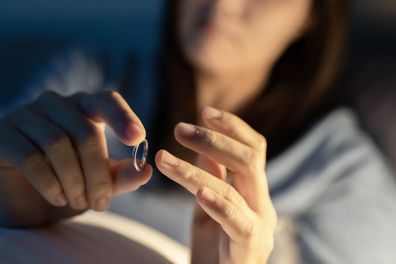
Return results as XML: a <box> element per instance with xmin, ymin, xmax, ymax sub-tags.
<box><xmin>109</xmin><ymin>159</ymin><xmax>153</xmax><ymax>195</ymax></box>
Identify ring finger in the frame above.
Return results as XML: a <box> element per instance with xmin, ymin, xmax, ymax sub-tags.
<box><xmin>7</xmin><ymin>106</ymin><xmax>88</xmax><ymax>210</ymax></box>
<box><xmin>33</xmin><ymin>92</ymin><xmax>112</xmax><ymax>211</ymax></box>
<box><xmin>0</xmin><ymin>123</ymin><xmax>66</xmax><ymax>207</ymax></box>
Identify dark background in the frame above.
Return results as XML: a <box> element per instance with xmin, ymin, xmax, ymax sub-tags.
<box><xmin>0</xmin><ymin>0</ymin><xmax>395</xmax><ymax>166</ymax></box>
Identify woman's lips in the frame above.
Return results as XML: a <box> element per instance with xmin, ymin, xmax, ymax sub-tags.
<box><xmin>197</xmin><ymin>19</ymin><xmax>234</xmax><ymax>40</ymax></box>
<box><xmin>201</xmin><ymin>22</ymin><xmax>222</xmax><ymax>37</ymax></box>
<box><xmin>195</xmin><ymin>9</ymin><xmax>228</xmax><ymax>38</ymax></box>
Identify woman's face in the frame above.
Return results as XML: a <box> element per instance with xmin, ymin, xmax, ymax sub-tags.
<box><xmin>178</xmin><ymin>0</ymin><xmax>313</xmax><ymax>75</ymax></box>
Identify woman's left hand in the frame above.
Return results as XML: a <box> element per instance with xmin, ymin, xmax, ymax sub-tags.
<box><xmin>155</xmin><ymin>106</ymin><xmax>277</xmax><ymax>264</ymax></box>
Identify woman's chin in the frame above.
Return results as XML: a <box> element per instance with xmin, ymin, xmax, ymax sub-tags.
<box><xmin>190</xmin><ymin>54</ymin><xmax>234</xmax><ymax>76</ymax></box>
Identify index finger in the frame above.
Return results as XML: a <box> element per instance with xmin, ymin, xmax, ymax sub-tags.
<box><xmin>71</xmin><ymin>91</ymin><xmax>145</xmax><ymax>146</ymax></box>
<box><xmin>202</xmin><ymin>106</ymin><xmax>266</xmax><ymax>152</ymax></box>
<box><xmin>155</xmin><ymin>150</ymin><xmax>247</xmax><ymax>209</ymax></box>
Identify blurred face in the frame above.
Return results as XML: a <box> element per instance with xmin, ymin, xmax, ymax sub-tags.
<box><xmin>178</xmin><ymin>0</ymin><xmax>313</xmax><ymax>75</ymax></box>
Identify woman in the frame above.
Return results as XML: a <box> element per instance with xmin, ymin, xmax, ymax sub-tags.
<box><xmin>0</xmin><ymin>0</ymin><xmax>395</xmax><ymax>263</ymax></box>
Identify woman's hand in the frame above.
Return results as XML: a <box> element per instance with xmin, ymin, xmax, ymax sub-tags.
<box><xmin>0</xmin><ymin>90</ymin><xmax>152</xmax><ymax>214</ymax></box>
<box><xmin>156</xmin><ymin>106</ymin><xmax>277</xmax><ymax>264</ymax></box>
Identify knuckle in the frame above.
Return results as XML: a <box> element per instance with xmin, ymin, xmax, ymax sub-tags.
<box><xmin>40</xmin><ymin>181</ymin><xmax>60</xmax><ymax>197</ymax></box>
<box><xmin>45</xmin><ymin>134</ymin><xmax>72</xmax><ymax>154</ymax></box>
<box><xmin>23</xmin><ymin>151</ymin><xmax>45</xmax><ymax>170</ymax></box>
<box><xmin>184</xmin><ymin>165</ymin><xmax>198</xmax><ymax>182</ymax></box>
<box><xmin>90</xmin><ymin>180</ymin><xmax>112</xmax><ymax>197</ymax></box>
<box><xmin>94</xmin><ymin>180</ymin><xmax>112</xmax><ymax>189</ymax></box>
<box><xmin>104</xmin><ymin>90</ymin><xmax>122</xmax><ymax>103</ymax></box>
<box><xmin>69</xmin><ymin>91</ymin><xmax>88</xmax><ymax>103</ymax></box>
<box><xmin>245</xmin><ymin>149</ymin><xmax>263</xmax><ymax>172</ymax></box>
<box><xmin>257</xmin><ymin>134</ymin><xmax>267</xmax><ymax>151</ymax></box>
<box><xmin>200</xmin><ymin>129</ymin><xmax>218</xmax><ymax>147</ymax></box>
<box><xmin>22</xmin><ymin>154</ymin><xmax>61</xmax><ymax>196</ymax></box>
<box><xmin>84</xmin><ymin>131</ymin><xmax>102</xmax><ymax>147</ymax></box>
<box><xmin>224</xmin><ymin>185</ymin><xmax>237</xmax><ymax>202</ymax></box>
<box><xmin>78</xmin><ymin>123</ymin><xmax>102</xmax><ymax>145</ymax></box>
<box><xmin>240</xmin><ymin>148</ymin><xmax>254</xmax><ymax>165</ymax></box>
<box><xmin>38</xmin><ymin>90</ymin><xmax>58</xmax><ymax>103</ymax></box>
<box><xmin>242</xmin><ymin>220</ymin><xmax>256</xmax><ymax>240</ymax></box>
<box><xmin>68</xmin><ymin>179</ymin><xmax>85</xmax><ymax>195</ymax></box>
<box><xmin>223</xmin><ymin>184</ymin><xmax>246</xmax><ymax>208</ymax></box>
<box><xmin>223</xmin><ymin>204</ymin><xmax>237</xmax><ymax>220</ymax></box>
<box><xmin>182</xmin><ymin>165</ymin><xmax>206</xmax><ymax>188</ymax></box>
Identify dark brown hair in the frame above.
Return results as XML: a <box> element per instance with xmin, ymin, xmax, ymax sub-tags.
<box><xmin>151</xmin><ymin>0</ymin><xmax>350</xmax><ymax>163</ymax></box>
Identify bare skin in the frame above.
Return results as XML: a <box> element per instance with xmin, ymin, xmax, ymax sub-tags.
<box><xmin>156</xmin><ymin>107</ymin><xmax>277</xmax><ymax>263</ymax></box>
<box><xmin>1</xmin><ymin>0</ymin><xmax>312</xmax><ymax>262</ymax></box>
<box><xmin>0</xmin><ymin>91</ymin><xmax>152</xmax><ymax>227</ymax></box>
<box><xmin>155</xmin><ymin>0</ymin><xmax>314</xmax><ymax>262</ymax></box>
<box><xmin>179</xmin><ymin>0</ymin><xmax>313</xmax><ymax>111</ymax></box>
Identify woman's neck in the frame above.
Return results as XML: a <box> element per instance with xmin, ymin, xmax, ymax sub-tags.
<box><xmin>196</xmin><ymin>67</ymin><xmax>270</xmax><ymax>114</ymax></box>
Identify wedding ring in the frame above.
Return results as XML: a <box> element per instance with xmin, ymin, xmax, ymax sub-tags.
<box><xmin>132</xmin><ymin>139</ymin><xmax>148</xmax><ymax>172</ymax></box>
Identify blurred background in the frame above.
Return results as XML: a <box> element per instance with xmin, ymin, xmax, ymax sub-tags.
<box><xmin>0</xmin><ymin>0</ymin><xmax>395</xmax><ymax>166</ymax></box>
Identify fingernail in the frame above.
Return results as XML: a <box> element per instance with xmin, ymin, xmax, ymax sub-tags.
<box><xmin>55</xmin><ymin>193</ymin><xmax>67</xmax><ymax>206</ymax></box>
<box><xmin>203</xmin><ymin>106</ymin><xmax>222</xmax><ymax>119</ymax></box>
<box><xmin>177</xmin><ymin>122</ymin><xmax>197</xmax><ymax>137</ymax></box>
<box><xmin>199</xmin><ymin>188</ymin><xmax>216</xmax><ymax>204</ymax></box>
<box><xmin>95</xmin><ymin>196</ymin><xmax>111</xmax><ymax>211</ymax></box>
<box><xmin>160</xmin><ymin>151</ymin><xmax>180</xmax><ymax>167</ymax></box>
<box><xmin>125</xmin><ymin>123</ymin><xmax>143</xmax><ymax>142</ymax></box>
<box><xmin>75</xmin><ymin>194</ymin><xmax>88</xmax><ymax>210</ymax></box>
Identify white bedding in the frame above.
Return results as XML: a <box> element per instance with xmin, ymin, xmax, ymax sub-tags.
<box><xmin>0</xmin><ymin>211</ymin><xmax>190</xmax><ymax>264</ymax></box>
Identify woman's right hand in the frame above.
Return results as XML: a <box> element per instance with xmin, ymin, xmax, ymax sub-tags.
<box><xmin>0</xmin><ymin>90</ymin><xmax>152</xmax><ymax>212</ymax></box>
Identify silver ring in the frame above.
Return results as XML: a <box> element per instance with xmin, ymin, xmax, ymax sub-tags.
<box><xmin>132</xmin><ymin>139</ymin><xmax>148</xmax><ymax>172</ymax></box>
